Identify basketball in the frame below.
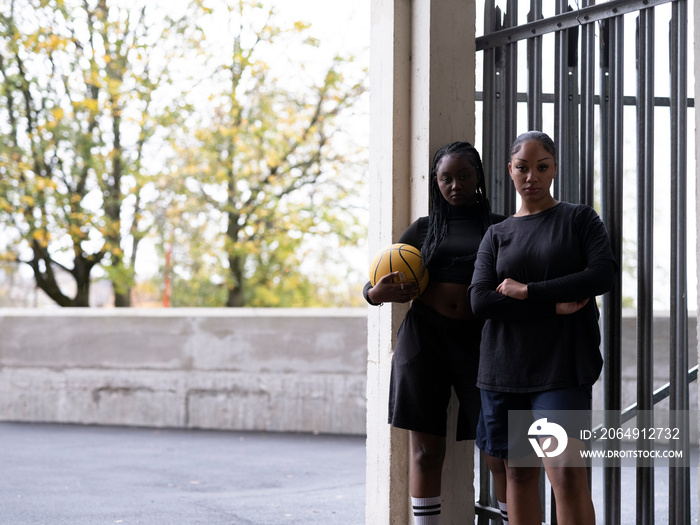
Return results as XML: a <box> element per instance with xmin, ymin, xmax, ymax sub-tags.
<box><xmin>369</xmin><ymin>243</ymin><xmax>429</xmax><ymax>298</ymax></box>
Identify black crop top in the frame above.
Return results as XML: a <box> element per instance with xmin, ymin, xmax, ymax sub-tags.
<box><xmin>397</xmin><ymin>204</ymin><xmax>498</xmax><ymax>285</ymax></box>
<box><xmin>363</xmin><ymin>204</ymin><xmax>505</xmax><ymax>304</ymax></box>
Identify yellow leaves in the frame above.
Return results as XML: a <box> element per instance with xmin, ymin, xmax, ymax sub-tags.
<box><xmin>250</xmin><ymin>60</ymin><xmax>269</xmax><ymax>77</ymax></box>
<box><xmin>193</xmin><ymin>0</ymin><xmax>213</xmax><ymax>14</ymax></box>
<box><xmin>185</xmin><ymin>164</ymin><xmax>201</xmax><ymax>176</ymax></box>
<box><xmin>74</xmin><ymin>98</ymin><xmax>99</xmax><ymax>115</ymax></box>
<box><xmin>0</xmin><ymin>251</ymin><xmax>19</xmax><ymax>263</ymax></box>
<box><xmin>32</xmin><ymin>229</ymin><xmax>50</xmax><ymax>247</ymax></box>
<box><xmin>302</xmin><ymin>37</ymin><xmax>320</xmax><ymax>48</ymax></box>
<box><xmin>101</xmin><ymin>240</ymin><xmax>123</xmax><ymax>257</ymax></box>
<box><xmin>324</xmin><ymin>70</ymin><xmax>342</xmax><ymax>88</ymax></box>
<box><xmin>68</xmin><ymin>223</ymin><xmax>86</xmax><ymax>239</ymax></box>
<box><xmin>51</xmin><ymin>107</ymin><xmax>64</xmax><ymax>121</ymax></box>
<box><xmin>231</xmin><ymin>240</ymin><xmax>260</xmax><ymax>256</ymax></box>
<box><xmin>265</xmin><ymin>151</ymin><xmax>280</xmax><ymax>168</ymax></box>
<box><xmin>47</xmin><ymin>34</ymin><xmax>66</xmax><ymax>52</ymax></box>
<box><xmin>0</xmin><ymin>0</ymin><xmax>369</xmax><ymax>308</ymax></box>
<box><xmin>23</xmin><ymin>31</ymin><xmax>70</xmax><ymax>54</ymax></box>
<box><xmin>35</xmin><ymin>178</ymin><xmax>56</xmax><ymax>191</ymax></box>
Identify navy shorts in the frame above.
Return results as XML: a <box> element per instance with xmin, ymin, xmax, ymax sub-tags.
<box><xmin>388</xmin><ymin>300</ymin><xmax>483</xmax><ymax>441</ymax></box>
<box><xmin>476</xmin><ymin>385</ymin><xmax>593</xmax><ymax>459</ymax></box>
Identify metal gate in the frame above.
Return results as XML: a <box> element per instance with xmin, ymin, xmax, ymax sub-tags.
<box><xmin>474</xmin><ymin>1</ymin><xmax>696</xmax><ymax>523</ymax></box>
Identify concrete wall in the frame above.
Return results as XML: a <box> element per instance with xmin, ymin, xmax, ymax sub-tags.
<box><xmin>0</xmin><ymin>308</ymin><xmax>368</xmax><ymax>435</ymax></box>
<box><xmin>1</xmin><ymin>308</ymin><xmax>695</xmax><ymax>436</ymax></box>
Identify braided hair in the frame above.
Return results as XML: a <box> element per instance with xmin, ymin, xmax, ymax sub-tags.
<box><xmin>421</xmin><ymin>141</ymin><xmax>494</xmax><ymax>269</ymax></box>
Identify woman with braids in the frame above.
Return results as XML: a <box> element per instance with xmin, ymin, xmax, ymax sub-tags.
<box><xmin>363</xmin><ymin>142</ymin><xmax>507</xmax><ymax>524</ymax></box>
<box><xmin>470</xmin><ymin>131</ymin><xmax>617</xmax><ymax>525</ymax></box>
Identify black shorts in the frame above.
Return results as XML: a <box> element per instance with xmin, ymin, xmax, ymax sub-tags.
<box><xmin>388</xmin><ymin>300</ymin><xmax>483</xmax><ymax>441</ymax></box>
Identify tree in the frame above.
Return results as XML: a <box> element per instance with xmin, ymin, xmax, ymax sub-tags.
<box><xmin>0</xmin><ymin>0</ymin><xmax>200</xmax><ymax>306</ymax></box>
<box><xmin>157</xmin><ymin>1</ymin><xmax>368</xmax><ymax>307</ymax></box>
<box><xmin>0</xmin><ymin>0</ymin><xmax>368</xmax><ymax>308</ymax></box>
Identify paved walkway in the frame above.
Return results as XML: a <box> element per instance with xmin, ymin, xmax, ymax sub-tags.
<box><xmin>1</xmin><ymin>422</ymin><xmax>697</xmax><ymax>524</ymax></box>
<box><xmin>0</xmin><ymin>423</ymin><xmax>365</xmax><ymax>525</ymax></box>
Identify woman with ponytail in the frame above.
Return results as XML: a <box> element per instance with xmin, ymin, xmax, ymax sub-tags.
<box><xmin>470</xmin><ymin>131</ymin><xmax>617</xmax><ymax>524</ymax></box>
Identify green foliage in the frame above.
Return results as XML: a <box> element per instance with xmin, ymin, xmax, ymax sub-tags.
<box><xmin>0</xmin><ymin>0</ymin><xmax>204</xmax><ymax>305</ymax></box>
<box><xmin>0</xmin><ymin>0</ymin><xmax>368</xmax><ymax>307</ymax></box>
<box><xmin>151</xmin><ymin>0</ymin><xmax>368</xmax><ymax>307</ymax></box>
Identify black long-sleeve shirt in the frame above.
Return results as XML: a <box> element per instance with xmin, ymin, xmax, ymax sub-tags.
<box><xmin>469</xmin><ymin>202</ymin><xmax>617</xmax><ymax>392</ymax></box>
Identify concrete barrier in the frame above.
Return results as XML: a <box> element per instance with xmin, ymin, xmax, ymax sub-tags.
<box><xmin>0</xmin><ymin>308</ymin><xmax>696</xmax><ymax>437</ymax></box>
<box><xmin>0</xmin><ymin>308</ymin><xmax>368</xmax><ymax>435</ymax></box>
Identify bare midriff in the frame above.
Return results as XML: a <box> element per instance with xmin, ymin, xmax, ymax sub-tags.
<box><xmin>416</xmin><ymin>281</ymin><xmax>473</xmax><ymax>320</ymax></box>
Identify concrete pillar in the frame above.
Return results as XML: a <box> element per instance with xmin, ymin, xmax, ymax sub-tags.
<box><xmin>366</xmin><ymin>1</ymin><xmax>478</xmax><ymax>524</ymax></box>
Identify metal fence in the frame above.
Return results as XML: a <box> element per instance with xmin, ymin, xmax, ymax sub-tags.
<box><xmin>474</xmin><ymin>0</ymin><xmax>695</xmax><ymax>523</ymax></box>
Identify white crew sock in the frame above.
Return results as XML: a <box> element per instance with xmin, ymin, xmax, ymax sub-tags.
<box><xmin>412</xmin><ymin>496</ymin><xmax>441</xmax><ymax>525</ymax></box>
<box><xmin>498</xmin><ymin>500</ymin><xmax>509</xmax><ymax>524</ymax></box>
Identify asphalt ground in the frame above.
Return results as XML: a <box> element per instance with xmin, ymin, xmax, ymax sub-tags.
<box><xmin>1</xmin><ymin>422</ymin><xmax>697</xmax><ymax>524</ymax></box>
<box><xmin>0</xmin><ymin>423</ymin><xmax>366</xmax><ymax>525</ymax></box>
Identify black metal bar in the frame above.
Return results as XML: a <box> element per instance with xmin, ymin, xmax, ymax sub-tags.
<box><xmin>553</xmin><ymin>0</ymin><xmax>564</xmax><ymax>202</ymax></box>
<box><xmin>554</xmin><ymin>1</ymin><xmax>579</xmax><ymax>205</ymax></box>
<box><xmin>592</xmin><ymin>366</ymin><xmax>699</xmax><ymax>430</ymax></box>
<box><xmin>579</xmin><ymin>0</ymin><xmax>595</xmax><ymax>496</ymax></box>
<box><xmin>474</xmin><ymin>1</ymin><xmax>695</xmax><ymax>524</ymax></box>
<box><xmin>539</xmin><ymin>467</ymin><xmax>547</xmax><ymax>524</ymax></box>
<box><xmin>476</xmin><ymin>0</ymin><xmax>673</xmax><ymax>51</ymax></box>
<box><xmin>475</xmin><ymin>502</ymin><xmax>503</xmax><ymax>523</ymax></box>
<box><xmin>478</xmin><ymin>6</ymin><xmax>504</xmax><ymax>521</ymax></box>
<box><xmin>635</xmin><ymin>7</ymin><xmax>655</xmax><ymax>524</ymax></box>
<box><xmin>600</xmin><ymin>14</ymin><xmax>623</xmax><ymax>525</ymax></box>
<box><xmin>565</xmin><ymin>11</ymin><xmax>580</xmax><ymax>204</ymax></box>
<box><xmin>579</xmin><ymin>0</ymin><xmax>595</xmax><ymax>207</ymax></box>
<box><xmin>481</xmin><ymin>0</ymin><xmax>496</xmax><ymax>208</ymax></box>
<box><xmin>669</xmin><ymin>1</ymin><xmax>690</xmax><ymax>523</ymax></box>
<box><xmin>477</xmin><ymin>451</ymin><xmax>489</xmax><ymax>525</ymax></box>
<box><xmin>477</xmin><ymin>452</ymin><xmax>498</xmax><ymax>525</ymax></box>
<box><xmin>526</xmin><ymin>0</ymin><xmax>543</xmax><ymax>131</ymax></box>
<box><xmin>657</xmin><ymin>366</ymin><xmax>698</xmax><ymax>406</ymax></box>
<box><xmin>504</xmin><ymin>0</ymin><xmax>518</xmax><ymax>215</ymax></box>
<box><xmin>482</xmin><ymin>2</ymin><xmax>510</xmax><ymax>217</ymax></box>
<box><xmin>475</xmin><ymin>91</ymin><xmax>695</xmax><ymax>109</ymax></box>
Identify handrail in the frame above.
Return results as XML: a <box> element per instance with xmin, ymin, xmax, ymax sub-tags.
<box><xmin>587</xmin><ymin>365</ymin><xmax>700</xmax><ymax>435</ymax></box>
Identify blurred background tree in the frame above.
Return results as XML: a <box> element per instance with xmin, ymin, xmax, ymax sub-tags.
<box><xmin>156</xmin><ymin>1</ymin><xmax>367</xmax><ymax>307</ymax></box>
<box><xmin>0</xmin><ymin>0</ymin><xmax>368</xmax><ymax>307</ymax></box>
<box><xmin>0</xmin><ymin>0</ymin><xmax>203</xmax><ymax>306</ymax></box>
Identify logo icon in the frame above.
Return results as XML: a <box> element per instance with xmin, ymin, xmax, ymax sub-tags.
<box><xmin>527</xmin><ymin>418</ymin><xmax>568</xmax><ymax>457</ymax></box>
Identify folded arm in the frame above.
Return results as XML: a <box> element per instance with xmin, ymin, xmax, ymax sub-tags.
<box><xmin>469</xmin><ymin>235</ymin><xmax>555</xmax><ymax>320</ymax></box>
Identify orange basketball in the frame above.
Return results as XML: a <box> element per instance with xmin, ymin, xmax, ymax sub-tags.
<box><xmin>369</xmin><ymin>243</ymin><xmax>429</xmax><ymax>298</ymax></box>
